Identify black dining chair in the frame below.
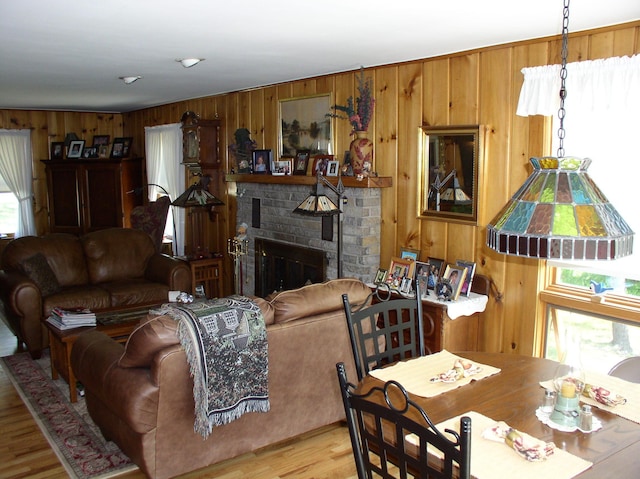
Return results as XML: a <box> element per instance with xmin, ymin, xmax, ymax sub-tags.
<box><xmin>336</xmin><ymin>362</ymin><xmax>471</xmax><ymax>479</ymax></box>
<box><xmin>342</xmin><ymin>279</ymin><xmax>425</xmax><ymax>381</ymax></box>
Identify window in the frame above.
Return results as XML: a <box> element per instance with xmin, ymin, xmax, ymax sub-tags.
<box><xmin>0</xmin><ymin>173</ymin><xmax>18</xmax><ymax>235</ymax></box>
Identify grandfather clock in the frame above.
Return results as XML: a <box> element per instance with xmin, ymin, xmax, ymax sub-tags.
<box><xmin>180</xmin><ymin>111</ymin><xmax>226</xmax><ymax>259</ymax></box>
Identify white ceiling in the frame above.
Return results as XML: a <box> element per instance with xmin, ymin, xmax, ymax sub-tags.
<box><xmin>1</xmin><ymin>0</ymin><xmax>638</xmax><ymax>113</ymax></box>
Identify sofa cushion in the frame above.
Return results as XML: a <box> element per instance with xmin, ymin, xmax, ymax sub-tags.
<box><xmin>270</xmin><ymin>278</ymin><xmax>372</xmax><ymax>323</ymax></box>
<box><xmin>82</xmin><ymin>228</ymin><xmax>155</xmax><ymax>284</ymax></box>
<box><xmin>119</xmin><ymin>314</ymin><xmax>180</xmax><ymax>368</ymax></box>
<box><xmin>19</xmin><ymin>253</ymin><xmax>61</xmax><ymax>296</ymax></box>
<box><xmin>99</xmin><ymin>279</ymin><xmax>170</xmax><ymax>307</ymax></box>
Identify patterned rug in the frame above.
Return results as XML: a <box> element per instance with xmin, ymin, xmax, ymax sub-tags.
<box><xmin>0</xmin><ymin>351</ymin><xmax>138</xmax><ymax>478</ymax></box>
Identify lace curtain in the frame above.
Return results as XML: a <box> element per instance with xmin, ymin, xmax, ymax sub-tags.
<box><xmin>517</xmin><ymin>55</ymin><xmax>640</xmax><ymax>279</ymax></box>
<box><xmin>0</xmin><ymin>129</ymin><xmax>35</xmax><ymax>237</ymax></box>
<box><xmin>145</xmin><ymin>123</ymin><xmax>185</xmax><ymax>256</ymax></box>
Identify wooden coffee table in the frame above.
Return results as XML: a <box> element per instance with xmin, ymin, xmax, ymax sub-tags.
<box><xmin>45</xmin><ymin>303</ymin><xmax>163</xmax><ymax>402</ymax></box>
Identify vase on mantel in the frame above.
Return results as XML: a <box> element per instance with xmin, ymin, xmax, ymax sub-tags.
<box><xmin>349</xmin><ymin>131</ymin><xmax>373</xmax><ymax>175</ymax></box>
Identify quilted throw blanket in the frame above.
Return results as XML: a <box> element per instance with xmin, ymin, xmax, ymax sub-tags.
<box><xmin>157</xmin><ymin>296</ymin><xmax>269</xmax><ymax>438</ymax></box>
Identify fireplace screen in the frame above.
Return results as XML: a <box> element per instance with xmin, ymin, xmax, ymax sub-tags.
<box><xmin>255</xmin><ymin>238</ymin><xmax>327</xmax><ymax>297</ymax></box>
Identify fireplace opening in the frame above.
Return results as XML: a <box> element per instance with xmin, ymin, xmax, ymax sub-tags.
<box><xmin>255</xmin><ymin>238</ymin><xmax>327</xmax><ymax>297</ymax></box>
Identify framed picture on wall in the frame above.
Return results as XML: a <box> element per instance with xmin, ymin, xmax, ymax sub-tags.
<box><xmin>279</xmin><ymin>94</ymin><xmax>333</xmax><ymax>157</ymax></box>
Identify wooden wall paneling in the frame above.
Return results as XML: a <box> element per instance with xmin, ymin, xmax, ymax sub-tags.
<box><xmin>263</xmin><ymin>86</ymin><xmax>278</xmax><ymax>156</ymax></box>
<box><xmin>373</xmin><ymin>66</ymin><xmax>398</xmax><ymax>265</ymax></box>
<box><xmin>331</xmin><ymin>71</ymin><xmax>354</xmax><ymax>163</ymax></box>
<box><xmin>449</xmin><ymin>54</ymin><xmax>479</xmax><ymax>124</ymax></box>
<box><xmin>396</xmin><ymin>63</ymin><xmax>422</xmax><ymax>251</ymax></box>
<box><xmin>422</xmin><ymin>58</ymin><xmax>450</xmax><ymax>125</ymax></box>
<box><xmin>250</xmin><ymin>89</ymin><xmax>265</xmax><ymax>150</ymax></box>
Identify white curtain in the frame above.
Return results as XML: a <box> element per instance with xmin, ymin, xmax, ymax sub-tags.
<box><xmin>144</xmin><ymin>123</ymin><xmax>185</xmax><ymax>256</ymax></box>
<box><xmin>0</xmin><ymin>129</ymin><xmax>35</xmax><ymax>237</ymax></box>
<box><xmin>517</xmin><ymin>55</ymin><xmax>640</xmax><ymax>280</ymax></box>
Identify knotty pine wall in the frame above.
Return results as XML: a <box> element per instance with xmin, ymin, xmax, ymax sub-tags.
<box><xmin>2</xmin><ymin>21</ymin><xmax>638</xmax><ymax>355</ymax></box>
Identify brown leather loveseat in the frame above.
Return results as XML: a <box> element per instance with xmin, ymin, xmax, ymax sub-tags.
<box><xmin>0</xmin><ymin>227</ymin><xmax>191</xmax><ymax>358</ymax></box>
<box><xmin>70</xmin><ymin>278</ymin><xmax>371</xmax><ymax>479</ymax></box>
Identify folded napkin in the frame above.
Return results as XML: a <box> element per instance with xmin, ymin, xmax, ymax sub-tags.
<box><xmin>583</xmin><ymin>384</ymin><xmax>627</xmax><ymax>407</ymax></box>
<box><xmin>482</xmin><ymin>421</ymin><xmax>555</xmax><ymax>462</ymax></box>
<box><xmin>369</xmin><ymin>350</ymin><xmax>501</xmax><ymax>398</ymax></box>
<box><xmin>426</xmin><ymin>411</ymin><xmax>592</xmax><ymax>479</ymax></box>
<box><xmin>430</xmin><ymin>358</ymin><xmax>483</xmax><ymax>383</ymax></box>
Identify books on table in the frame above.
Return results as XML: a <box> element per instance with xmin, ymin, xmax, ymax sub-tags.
<box><xmin>46</xmin><ymin>307</ymin><xmax>97</xmax><ymax>330</ymax></box>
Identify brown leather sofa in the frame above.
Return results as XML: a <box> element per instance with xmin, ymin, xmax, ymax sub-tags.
<box><xmin>0</xmin><ymin>228</ymin><xmax>191</xmax><ymax>358</ymax></box>
<box><xmin>70</xmin><ymin>278</ymin><xmax>371</xmax><ymax>479</ymax></box>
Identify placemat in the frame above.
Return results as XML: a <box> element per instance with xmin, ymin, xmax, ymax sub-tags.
<box><xmin>368</xmin><ymin>349</ymin><xmax>501</xmax><ymax>398</ymax></box>
<box><xmin>416</xmin><ymin>411</ymin><xmax>592</xmax><ymax>479</ymax></box>
<box><xmin>540</xmin><ymin>370</ymin><xmax>640</xmax><ymax>424</ymax></box>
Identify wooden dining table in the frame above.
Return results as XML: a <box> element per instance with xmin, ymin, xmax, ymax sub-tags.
<box><xmin>358</xmin><ymin>351</ymin><xmax>640</xmax><ymax>479</ymax></box>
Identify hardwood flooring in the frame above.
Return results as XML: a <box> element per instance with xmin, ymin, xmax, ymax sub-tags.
<box><xmin>0</xmin><ymin>319</ymin><xmax>357</xmax><ymax>478</ymax></box>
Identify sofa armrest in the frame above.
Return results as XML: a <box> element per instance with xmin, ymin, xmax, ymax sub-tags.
<box><xmin>0</xmin><ymin>270</ymin><xmax>42</xmax><ymax>316</ymax></box>
<box><xmin>145</xmin><ymin>254</ymin><xmax>191</xmax><ymax>292</ymax></box>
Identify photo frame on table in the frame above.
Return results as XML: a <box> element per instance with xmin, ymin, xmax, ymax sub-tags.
<box><xmin>82</xmin><ymin>146</ymin><xmax>99</xmax><ymax>159</ymax></box>
<box><xmin>111</xmin><ymin>138</ymin><xmax>125</xmax><ymax>158</ymax></box>
<box><xmin>400</xmin><ymin>247</ymin><xmax>420</xmax><ymax>262</ymax></box>
<box><xmin>326</xmin><ymin>160</ymin><xmax>340</xmax><ymax>177</ymax></box>
<box><xmin>272</xmin><ymin>158</ymin><xmax>292</xmax><ymax>176</ymax></box>
<box><xmin>279</xmin><ymin>94</ymin><xmax>333</xmax><ymax>157</ymax></box>
<box><xmin>98</xmin><ymin>144</ymin><xmax>110</xmax><ymax>158</ymax></box>
<box><xmin>386</xmin><ymin>256</ymin><xmax>416</xmax><ymax>289</ymax></box>
<box><xmin>443</xmin><ymin>264</ymin><xmax>468</xmax><ymax>301</ymax></box>
<box><xmin>252</xmin><ymin>149</ymin><xmax>272</xmax><ymax>174</ymax></box>
<box><xmin>455</xmin><ymin>260</ymin><xmax>476</xmax><ymax>297</ymax></box>
<box><xmin>427</xmin><ymin>257</ymin><xmax>445</xmax><ymax>277</ymax></box>
<box><xmin>293</xmin><ymin>150</ymin><xmax>310</xmax><ymax>175</ymax></box>
<box><xmin>374</xmin><ymin>268</ymin><xmax>388</xmax><ymax>285</ymax></box>
<box><xmin>50</xmin><ymin>142</ymin><xmax>64</xmax><ymax>159</ymax></box>
<box><xmin>414</xmin><ymin>261</ymin><xmax>431</xmax><ymax>297</ymax></box>
<box><xmin>92</xmin><ymin>135</ymin><xmax>110</xmax><ymax>146</ymax></box>
<box><xmin>399</xmin><ymin>277</ymin><xmax>413</xmax><ymax>295</ymax></box>
<box><xmin>67</xmin><ymin>140</ymin><xmax>84</xmax><ymax>158</ymax></box>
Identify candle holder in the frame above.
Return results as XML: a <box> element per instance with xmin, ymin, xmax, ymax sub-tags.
<box><xmin>550</xmin><ymin>334</ymin><xmax>585</xmax><ymax>427</ymax></box>
<box><xmin>228</xmin><ymin>236</ymin><xmax>249</xmax><ymax>295</ymax></box>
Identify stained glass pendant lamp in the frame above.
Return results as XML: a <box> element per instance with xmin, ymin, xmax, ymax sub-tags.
<box><xmin>486</xmin><ymin>0</ymin><xmax>634</xmax><ymax>260</ymax></box>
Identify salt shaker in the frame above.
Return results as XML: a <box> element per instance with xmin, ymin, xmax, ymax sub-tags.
<box><xmin>542</xmin><ymin>389</ymin><xmax>556</xmax><ymax>413</ymax></box>
<box><xmin>580</xmin><ymin>405</ymin><xmax>593</xmax><ymax>431</ymax></box>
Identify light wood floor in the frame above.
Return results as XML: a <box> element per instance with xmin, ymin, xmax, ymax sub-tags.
<box><xmin>0</xmin><ymin>319</ymin><xmax>358</xmax><ymax>478</ymax></box>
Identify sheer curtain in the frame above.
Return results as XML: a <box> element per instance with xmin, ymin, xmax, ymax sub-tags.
<box><xmin>144</xmin><ymin>123</ymin><xmax>185</xmax><ymax>256</ymax></box>
<box><xmin>0</xmin><ymin>129</ymin><xmax>35</xmax><ymax>237</ymax></box>
<box><xmin>517</xmin><ymin>55</ymin><xmax>640</xmax><ymax>279</ymax></box>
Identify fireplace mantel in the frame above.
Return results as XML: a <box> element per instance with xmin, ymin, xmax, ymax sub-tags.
<box><xmin>225</xmin><ymin>174</ymin><xmax>392</xmax><ymax>188</ymax></box>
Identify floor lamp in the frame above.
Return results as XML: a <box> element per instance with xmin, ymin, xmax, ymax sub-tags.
<box><xmin>292</xmin><ymin>171</ymin><xmax>346</xmax><ymax>278</ymax></box>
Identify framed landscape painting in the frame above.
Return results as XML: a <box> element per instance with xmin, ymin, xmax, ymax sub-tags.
<box><xmin>279</xmin><ymin>94</ymin><xmax>332</xmax><ymax>157</ymax></box>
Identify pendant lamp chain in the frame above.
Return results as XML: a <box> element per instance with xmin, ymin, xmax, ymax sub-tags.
<box><xmin>556</xmin><ymin>0</ymin><xmax>570</xmax><ymax>157</ymax></box>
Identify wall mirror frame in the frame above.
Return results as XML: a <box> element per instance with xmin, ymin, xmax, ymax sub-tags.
<box><xmin>418</xmin><ymin>124</ymin><xmax>484</xmax><ymax>224</ymax></box>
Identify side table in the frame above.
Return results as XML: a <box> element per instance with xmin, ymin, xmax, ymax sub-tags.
<box><xmin>45</xmin><ymin>304</ymin><xmax>158</xmax><ymax>402</ymax></box>
<box><xmin>187</xmin><ymin>257</ymin><xmax>223</xmax><ymax>298</ymax></box>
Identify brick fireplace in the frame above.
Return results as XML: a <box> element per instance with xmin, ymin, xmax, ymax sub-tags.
<box><xmin>232</xmin><ymin>178</ymin><xmax>387</xmax><ymax>297</ymax></box>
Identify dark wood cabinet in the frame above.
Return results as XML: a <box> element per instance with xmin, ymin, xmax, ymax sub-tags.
<box><xmin>42</xmin><ymin>158</ymin><xmax>143</xmax><ymax>234</ymax></box>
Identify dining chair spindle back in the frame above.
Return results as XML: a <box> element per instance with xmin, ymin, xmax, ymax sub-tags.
<box><xmin>336</xmin><ymin>362</ymin><xmax>471</xmax><ymax>479</ymax></box>
<box><xmin>342</xmin><ymin>280</ymin><xmax>425</xmax><ymax>381</ymax></box>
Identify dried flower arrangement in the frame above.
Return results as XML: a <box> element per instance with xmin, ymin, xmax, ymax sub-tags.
<box><xmin>327</xmin><ymin>67</ymin><xmax>375</xmax><ymax>133</ymax></box>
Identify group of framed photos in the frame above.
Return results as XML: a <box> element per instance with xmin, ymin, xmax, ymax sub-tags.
<box><xmin>373</xmin><ymin>247</ymin><xmax>476</xmax><ymax>302</ymax></box>
<box><xmin>50</xmin><ymin>135</ymin><xmax>133</xmax><ymax>160</ymax></box>
<box><xmin>247</xmin><ymin>148</ymin><xmax>341</xmax><ymax>177</ymax></box>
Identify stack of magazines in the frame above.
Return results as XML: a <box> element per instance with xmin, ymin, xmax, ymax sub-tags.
<box><xmin>47</xmin><ymin>307</ymin><xmax>97</xmax><ymax>330</ymax></box>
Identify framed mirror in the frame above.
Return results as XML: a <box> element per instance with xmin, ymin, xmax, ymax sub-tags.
<box><xmin>419</xmin><ymin>125</ymin><xmax>484</xmax><ymax>224</ymax></box>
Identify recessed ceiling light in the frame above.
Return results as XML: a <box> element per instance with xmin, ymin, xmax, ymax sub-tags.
<box><xmin>177</xmin><ymin>58</ymin><xmax>204</xmax><ymax>68</ymax></box>
<box><xmin>119</xmin><ymin>76</ymin><xmax>142</xmax><ymax>84</ymax></box>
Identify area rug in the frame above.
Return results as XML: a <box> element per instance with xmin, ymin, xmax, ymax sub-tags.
<box><xmin>0</xmin><ymin>351</ymin><xmax>138</xmax><ymax>479</ymax></box>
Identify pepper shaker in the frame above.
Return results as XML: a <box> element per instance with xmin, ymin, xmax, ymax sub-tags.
<box><xmin>580</xmin><ymin>404</ymin><xmax>593</xmax><ymax>431</ymax></box>
<box><xmin>542</xmin><ymin>389</ymin><xmax>556</xmax><ymax>414</ymax></box>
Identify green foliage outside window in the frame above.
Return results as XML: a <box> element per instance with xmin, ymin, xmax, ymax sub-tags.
<box><xmin>559</xmin><ymin>268</ymin><xmax>640</xmax><ymax>297</ymax></box>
